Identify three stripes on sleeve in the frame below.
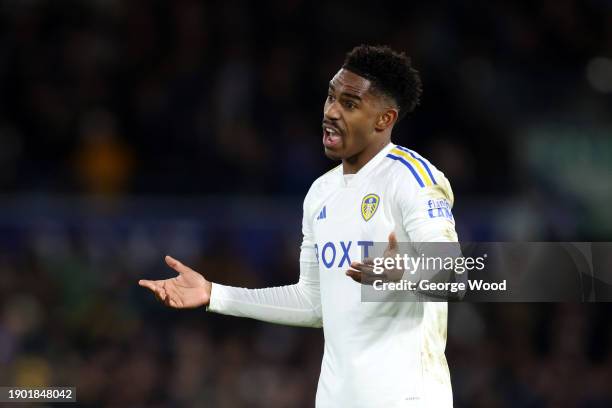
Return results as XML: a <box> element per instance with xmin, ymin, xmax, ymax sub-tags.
<box><xmin>386</xmin><ymin>146</ymin><xmax>437</xmax><ymax>188</ymax></box>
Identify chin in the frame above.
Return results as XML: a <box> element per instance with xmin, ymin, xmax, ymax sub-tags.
<box><xmin>324</xmin><ymin>148</ymin><xmax>343</xmax><ymax>161</ymax></box>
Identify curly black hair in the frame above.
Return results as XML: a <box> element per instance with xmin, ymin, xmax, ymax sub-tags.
<box><xmin>342</xmin><ymin>44</ymin><xmax>422</xmax><ymax>121</ymax></box>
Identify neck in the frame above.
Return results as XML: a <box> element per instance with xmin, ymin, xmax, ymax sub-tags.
<box><xmin>342</xmin><ymin>137</ymin><xmax>391</xmax><ymax>174</ymax></box>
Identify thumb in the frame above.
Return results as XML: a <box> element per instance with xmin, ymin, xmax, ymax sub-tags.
<box><xmin>165</xmin><ymin>255</ymin><xmax>189</xmax><ymax>275</ymax></box>
<box><xmin>387</xmin><ymin>231</ymin><xmax>398</xmax><ymax>251</ymax></box>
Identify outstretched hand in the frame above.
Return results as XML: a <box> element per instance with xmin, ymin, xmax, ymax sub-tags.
<box><xmin>346</xmin><ymin>232</ymin><xmax>403</xmax><ymax>285</ymax></box>
<box><xmin>139</xmin><ymin>256</ymin><xmax>212</xmax><ymax>308</ymax></box>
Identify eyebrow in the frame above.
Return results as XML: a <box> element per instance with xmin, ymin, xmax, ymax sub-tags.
<box><xmin>328</xmin><ymin>82</ymin><xmax>363</xmax><ymax>101</ymax></box>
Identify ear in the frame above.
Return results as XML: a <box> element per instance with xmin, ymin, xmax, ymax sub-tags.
<box><xmin>375</xmin><ymin>108</ymin><xmax>398</xmax><ymax>131</ymax></box>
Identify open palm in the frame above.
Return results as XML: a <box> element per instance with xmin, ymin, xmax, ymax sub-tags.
<box><xmin>139</xmin><ymin>256</ymin><xmax>211</xmax><ymax>308</ymax></box>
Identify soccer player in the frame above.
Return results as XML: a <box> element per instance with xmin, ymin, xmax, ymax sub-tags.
<box><xmin>139</xmin><ymin>45</ymin><xmax>458</xmax><ymax>407</ymax></box>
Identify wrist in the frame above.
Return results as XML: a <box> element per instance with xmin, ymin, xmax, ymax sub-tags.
<box><xmin>203</xmin><ymin>280</ymin><xmax>212</xmax><ymax>307</ymax></box>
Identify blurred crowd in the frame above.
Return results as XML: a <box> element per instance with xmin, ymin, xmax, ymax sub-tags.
<box><xmin>1</xmin><ymin>0</ymin><xmax>612</xmax><ymax>406</ymax></box>
<box><xmin>0</xmin><ymin>0</ymin><xmax>610</xmax><ymax>206</ymax></box>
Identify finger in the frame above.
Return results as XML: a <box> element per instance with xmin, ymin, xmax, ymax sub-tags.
<box><xmin>156</xmin><ymin>287</ymin><xmax>167</xmax><ymax>302</ymax></box>
<box><xmin>387</xmin><ymin>232</ymin><xmax>398</xmax><ymax>251</ymax></box>
<box><xmin>362</xmin><ymin>257</ymin><xmax>374</xmax><ymax>266</ymax></box>
<box><xmin>139</xmin><ymin>280</ymin><xmax>169</xmax><ymax>303</ymax></box>
<box><xmin>348</xmin><ymin>269</ymin><xmax>382</xmax><ymax>285</ymax></box>
<box><xmin>346</xmin><ymin>269</ymin><xmax>362</xmax><ymax>283</ymax></box>
<box><xmin>165</xmin><ymin>255</ymin><xmax>191</xmax><ymax>275</ymax></box>
<box><xmin>350</xmin><ymin>261</ymin><xmax>374</xmax><ymax>274</ymax></box>
<box><xmin>153</xmin><ymin>281</ymin><xmax>166</xmax><ymax>303</ymax></box>
<box><xmin>139</xmin><ymin>280</ymin><xmax>159</xmax><ymax>292</ymax></box>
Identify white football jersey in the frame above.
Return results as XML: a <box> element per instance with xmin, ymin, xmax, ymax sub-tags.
<box><xmin>209</xmin><ymin>142</ymin><xmax>458</xmax><ymax>407</ymax></box>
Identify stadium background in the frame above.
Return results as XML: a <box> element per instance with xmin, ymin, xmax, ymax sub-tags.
<box><xmin>1</xmin><ymin>0</ymin><xmax>611</xmax><ymax>406</ymax></box>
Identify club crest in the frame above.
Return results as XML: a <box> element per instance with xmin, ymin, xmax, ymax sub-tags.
<box><xmin>361</xmin><ymin>194</ymin><xmax>380</xmax><ymax>221</ymax></box>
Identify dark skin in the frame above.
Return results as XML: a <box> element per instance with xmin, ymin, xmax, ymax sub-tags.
<box><xmin>322</xmin><ymin>68</ymin><xmax>398</xmax><ymax>173</ymax></box>
<box><xmin>139</xmin><ymin>68</ymin><xmax>401</xmax><ymax>308</ymax></box>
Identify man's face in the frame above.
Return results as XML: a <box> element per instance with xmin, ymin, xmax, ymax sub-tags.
<box><xmin>322</xmin><ymin>68</ymin><xmax>385</xmax><ymax>161</ymax></box>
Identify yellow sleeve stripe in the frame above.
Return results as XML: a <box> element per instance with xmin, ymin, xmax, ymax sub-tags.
<box><xmin>390</xmin><ymin>148</ymin><xmax>434</xmax><ymax>186</ymax></box>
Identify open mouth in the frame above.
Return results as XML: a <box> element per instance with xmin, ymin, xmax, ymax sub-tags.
<box><xmin>322</xmin><ymin>125</ymin><xmax>342</xmax><ymax>148</ymax></box>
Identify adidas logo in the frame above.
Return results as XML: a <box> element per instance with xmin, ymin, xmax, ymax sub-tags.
<box><xmin>316</xmin><ymin>206</ymin><xmax>327</xmax><ymax>220</ymax></box>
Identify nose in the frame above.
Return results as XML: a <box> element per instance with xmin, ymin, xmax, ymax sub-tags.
<box><xmin>324</xmin><ymin>100</ymin><xmax>341</xmax><ymax>120</ymax></box>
